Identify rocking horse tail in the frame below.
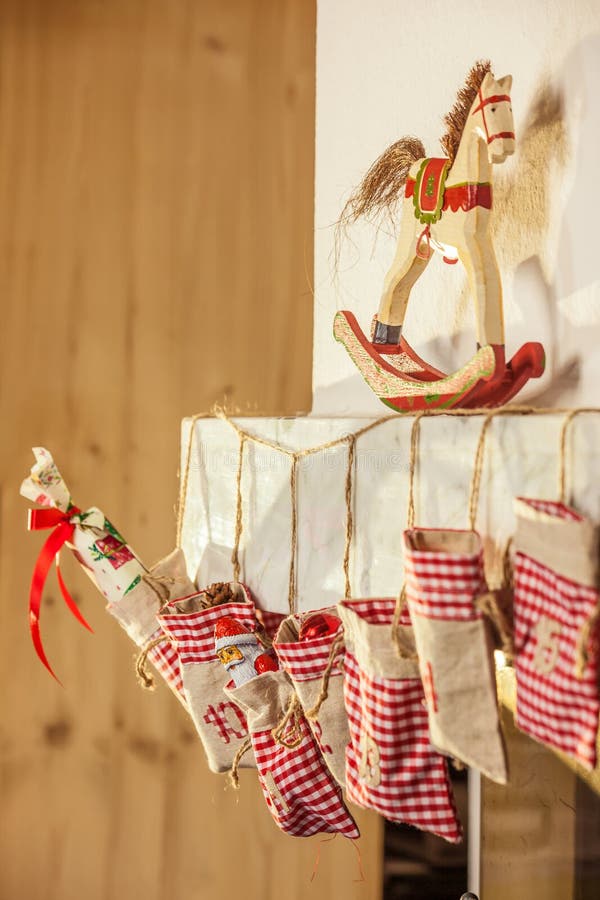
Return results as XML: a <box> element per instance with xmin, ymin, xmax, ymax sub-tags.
<box><xmin>338</xmin><ymin>136</ymin><xmax>426</xmax><ymax>227</ymax></box>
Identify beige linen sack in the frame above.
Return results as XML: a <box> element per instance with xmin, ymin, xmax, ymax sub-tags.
<box><xmin>403</xmin><ymin>528</ymin><xmax>508</xmax><ymax>784</ymax></box>
<box><xmin>273</xmin><ymin>612</ymin><xmax>349</xmax><ymax>786</ymax></box>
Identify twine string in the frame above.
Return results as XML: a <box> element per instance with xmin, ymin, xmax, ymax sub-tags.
<box><xmin>558</xmin><ymin>410</ymin><xmax>600</xmax><ymax>676</ymax></box>
<box><xmin>176</xmin><ymin>407</ymin><xmax>600</xmax><ymax>644</ymax></box>
<box><xmin>406</xmin><ymin>412</ymin><xmax>426</xmax><ymax>530</ymax></box>
<box><xmin>288</xmin><ymin>453</ymin><xmax>300</xmax><ymax>614</ymax></box>
<box><xmin>141</xmin><ymin>571</ymin><xmax>188</xmax><ymax>609</ymax></box>
<box><xmin>305</xmin><ymin>632</ymin><xmax>345</xmax><ymax>719</ymax></box>
<box><xmin>271</xmin><ymin>693</ymin><xmax>304</xmax><ymax>749</ymax></box>
<box><xmin>229</xmin><ymin>737</ymin><xmax>253</xmax><ymax>789</ymax></box>
<box><xmin>135</xmin><ymin>634</ymin><xmax>173</xmax><ymax>690</ymax></box>
<box><xmin>575</xmin><ymin>605</ymin><xmax>600</xmax><ymax>679</ymax></box>
<box><xmin>343</xmin><ymin>435</ymin><xmax>357</xmax><ymax>599</ymax></box>
<box><xmin>475</xmin><ymin>590</ymin><xmax>514</xmax><ymax>658</ymax></box>
<box><xmin>468</xmin><ymin>411</ymin><xmax>497</xmax><ymax>531</ymax></box>
<box><xmin>176</xmin><ymin>413</ymin><xmax>206</xmax><ymax>548</ymax></box>
<box><xmin>231</xmin><ymin>435</ymin><xmax>247</xmax><ymax>582</ymax></box>
<box><xmin>558</xmin><ymin>408</ymin><xmax>598</xmax><ymax>504</ymax></box>
<box><xmin>177</xmin><ymin>406</ymin><xmax>599</xmax><ymax>558</ymax></box>
<box><xmin>391</xmin><ymin>585</ymin><xmax>418</xmax><ymax>660</ymax></box>
<box><xmin>392</xmin><ymin>413</ymin><xmax>425</xmax><ymax>659</ymax></box>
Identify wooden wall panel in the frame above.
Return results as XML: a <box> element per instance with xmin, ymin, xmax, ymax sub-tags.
<box><xmin>0</xmin><ymin>2</ymin><xmax>383</xmax><ymax>898</ymax></box>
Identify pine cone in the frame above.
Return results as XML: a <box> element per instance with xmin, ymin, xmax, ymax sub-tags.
<box><xmin>204</xmin><ymin>581</ymin><xmax>235</xmax><ymax>607</ymax></box>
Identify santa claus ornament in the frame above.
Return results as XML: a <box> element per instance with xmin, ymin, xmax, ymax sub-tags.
<box><xmin>214</xmin><ymin>616</ymin><xmax>278</xmax><ymax>687</ymax></box>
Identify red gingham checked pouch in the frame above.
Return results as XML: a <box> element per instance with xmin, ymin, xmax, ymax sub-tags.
<box><xmin>403</xmin><ymin>528</ymin><xmax>508</xmax><ymax>784</ymax></box>
<box><xmin>225</xmin><ymin>669</ymin><xmax>359</xmax><ymax>839</ymax></box>
<box><xmin>274</xmin><ymin>610</ymin><xmax>348</xmax><ymax>786</ymax></box>
<box><xmin>513</xmin><ymin>497</ymin><xmax>600</xmax><ymax>770</ymax></box>
<box><xmin>337</xmin><ymin>597</ymin><xmax>462</xmax><ymax>844</ymax></box>
<box><xmin>157</xmin><ymin>584</ymin><xmax>260</xmax><ymax>773</ymax></box>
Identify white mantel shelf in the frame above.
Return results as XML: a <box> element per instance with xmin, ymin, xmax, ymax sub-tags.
<box><xmin>179</xmin><ymin>414</ymin><xmax>600</xmax><ymax>615</ymax></box>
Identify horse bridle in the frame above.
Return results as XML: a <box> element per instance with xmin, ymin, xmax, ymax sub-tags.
<box><xmin>472</xmin><ymin>88</ymin><xmax>515</xmax><ymax>144</ymax></box>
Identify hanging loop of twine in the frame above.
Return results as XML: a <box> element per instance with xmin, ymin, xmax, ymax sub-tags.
<box><xmin>393</xmin><ymin>414</ymin><xmax>426</xmax><ymax>659</ymax></box>
<box><xmin>391</xmin><ymin>586</ymin><xmax>419</xmax><ymax>660</ymax></box>
<box><xmin>406</xmin><ymin>412</ymin><xmax>426</xmax><ymax>530</ymax></box>
<box><xmin>141</xmin><ymin>571</ymin><xmax>188</xmax><ymax>609</ymax></box>
<box><xmin>135</xmin><ymin>634</ymin><xmax>173</xmax><ymax>690</ymax></box>
<box><xmin>305</xmin><ymin>632</ymin><xmax>345</xmax><ymax>720</ymax></box>
<box><xmin>288</xmin><ymin>453</ymin><xmax>300</xmax><ymax>615</ymax></box>
<box><xmin>271</xmin><ymin>693</ymin><xmax>304</xmax><ymax>749</ymax></box>
<box><xmin>231</xmin><ymin>435</ymin><xmax>247</xmax><ymax>583</ymax></box>
<box><xmin>475</xmin><ymin>590</ymin><xmax>514</xmax><ymax>658</ymax></box>
<box><xmin>575</xmin><ymin>605</ymin><xmax>600</xmax><ymax>679</ymax></box>
<box><xmin>228</xmin><ymin>737</ymin><xmax>253</xmax><ymax>789</ymax></box>
<box><xmin>176</xmin><ymin>414</ymin><xmax>206</xmax><ymax>548</ymax></box>
<box><xmin>558</xmin><ymin>410</ymin><xmax>600</xmax><ymax>676</ymax></box>
<box><xmin>468</xmin><ymin>411</ymin><xmax>497</xmax><ymax>531</ymax></box>
<box><xmin>343</xmin><ymin>434</ymin><xmax>357</xmax><ymax>599</ymax></box>
<box><xmin>559</xmin><ymin>409</ymin><xmax>578</xmax><ymax>504</ymax></box>
<box><xmin>558</xmin><ymin>408</ymin><xmax>598</xmax><ymax>505</ymax></box>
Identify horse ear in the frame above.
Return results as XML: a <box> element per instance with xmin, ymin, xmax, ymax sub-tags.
<box><xmin>497</xmin><ymin>74</ymin><xmax>513</xmax><ymax>93</ymax></box>
<box><xmin>482</xmin><ymin>71</ymin><xmax>495</xmax><ymax>90</ymax></box>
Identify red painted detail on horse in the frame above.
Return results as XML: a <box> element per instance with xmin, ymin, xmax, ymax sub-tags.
<box><xmin>487</xmin><ymin>131</ymin><xmax>515</xmax><ymax>143</ymax></box>
<box><xmin>461</xmin><ymin>342</ymin><xmax>545</xmax><ymax>408</ymax></box>
<box><xmin>416</xmin><ymin>225</ymin><xmax>431</xmax><ymax>259</ymax></box>
<box><xmin>418</xmin><ymin>158</ymin><xmax>449</xmax><ymax>214</ymax></box>
<box><xmin>443</xmin><ymin>182</ymin><xmax>492</xmax><ymax>213</ymax></box>
<box><xmin>408</xmin><ymin>176</ymin><xmax>491</xmax><ymax>214</ymax></box>
<box><xmin>471</xmin><ymin>93</ymin><xmax>511</xmax><ymax>115</ymax></box>
<box><xmin>474</xmin><ymin>89</ymin><xmax>514</xmax><ymax>145</ymax></box>
<box><xmin>341</xmin><ymin>310</ymin><xmax>446</xmax><ymax>383</ymax></box>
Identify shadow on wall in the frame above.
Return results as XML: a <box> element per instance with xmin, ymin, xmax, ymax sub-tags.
<box><xmin>494</xmin><ymin>33</ymin><xmax>600</xmax><ymax>405</ymax></box>
<box><xmin>426</xmin><ymin>66</ymin><xmax>571</xmax><ymax>395</ymax></box>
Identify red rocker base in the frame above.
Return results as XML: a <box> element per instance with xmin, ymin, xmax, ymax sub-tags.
<box><xmin>333</xmin><ymin>311</ymin><xmax>545</xmax><ymax>411</ymax></box>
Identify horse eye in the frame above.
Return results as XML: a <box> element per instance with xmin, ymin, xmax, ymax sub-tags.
<box><xmin>491</xmin><ymin>107</ymin><xmax>496</xmax><ymax>112</ymax></box>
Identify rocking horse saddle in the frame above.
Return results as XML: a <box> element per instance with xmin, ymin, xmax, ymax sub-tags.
<box><xmin>406</xmin><ymin>157</ymin><xmax>493</xmax><ymax>224</ymax></box>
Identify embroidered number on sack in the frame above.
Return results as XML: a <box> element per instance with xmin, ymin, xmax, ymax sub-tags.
<box><xmin>532</xmin><ymin>616</ymin><xmax>561</xmax><ymax>675</ymax></box>
<box><xmin>203</xmin><ymin>702</ymin><xmax>247</xmax><ymax>743</ymax></box>
<box><xmin>358</xmin><ymin>731</ymin><xmax>381</xmax><ymax>787</ymax></box>
<box><xmin>312</xmin><ymin>720</ymin><xmax>333</xmax><ymax>756</ymax></box>
<box><xmin>421</xmin><ymin>661</ymin><xmax>438</xmax><ymax>713</ymax></box>
<box><xmin>263</xmin><ymin>771</ymin><xmax>290</xmax><ymax>813</ymax></box>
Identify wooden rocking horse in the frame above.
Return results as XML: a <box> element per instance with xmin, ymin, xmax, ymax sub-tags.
<box><xmin>334</xmin><ymin>61</ymin><xmax>545</xmax><ymax>410</ymax></box>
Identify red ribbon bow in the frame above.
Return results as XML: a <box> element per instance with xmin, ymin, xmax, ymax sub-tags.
<box><xmin>28</xmin><ymin>506</ymin><xmax>94</xmax><ymax>682</ymax></box>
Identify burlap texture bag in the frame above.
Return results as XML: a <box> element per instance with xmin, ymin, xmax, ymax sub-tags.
<box><xmin>225</xmin><ymin>669</ymin><xmax>359</xmax><ymax>838</ymax></box>
<box><xmin>513</xmin><ymin>496</ymin><xmax>600</xmax><ymax>769</ymax></box>
<box><xmin>157</xmin><ymin>583</ymin><xmax>259</xmax><ymax>773</ymax></box>
<box><xmin>338</xmin><ymin>597</ymin><xmax>462</xmax><ymax>844</ymax></box>
<box><xmin>108</xmin><ymin>547</ymin><xmax>196</xmax><ymax>703</ymax></box>
<box><xmin>403</xmin><ymin>528</ymin><xmax>508</xmax><ymax>784</ymax></box>
<box><xmin>273</xmin><ymin>612</ymin><xmax>348</xmax><ymax>786</ymax></box>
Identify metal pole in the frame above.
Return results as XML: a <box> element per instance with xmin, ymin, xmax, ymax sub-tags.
<box><xmin>468</xmin><ymin>767</ymin><xmax>482</xmax><ymax>895</ymax></box>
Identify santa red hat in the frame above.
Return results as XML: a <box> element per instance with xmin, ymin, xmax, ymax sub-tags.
<box><xmin>214</xmin><ymin>615</ymin><xmax>258</xmax><ymax>653</ymax></box>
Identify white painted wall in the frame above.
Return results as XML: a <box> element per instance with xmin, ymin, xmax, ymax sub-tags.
<box><xmin>312</xmin><ymin>0</ymin><xmax>600</xmax><ymax>414</ymax></box>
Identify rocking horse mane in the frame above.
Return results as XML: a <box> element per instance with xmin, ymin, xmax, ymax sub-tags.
<box><xmin>335</xmin><ymin>61</ymin><xmax>493</xmax><ymax>241</ymax></box>
<box><xmin>440</xmin><ymin>59</ymin><xmax>492</xmax><ymax>161</ymax></box>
